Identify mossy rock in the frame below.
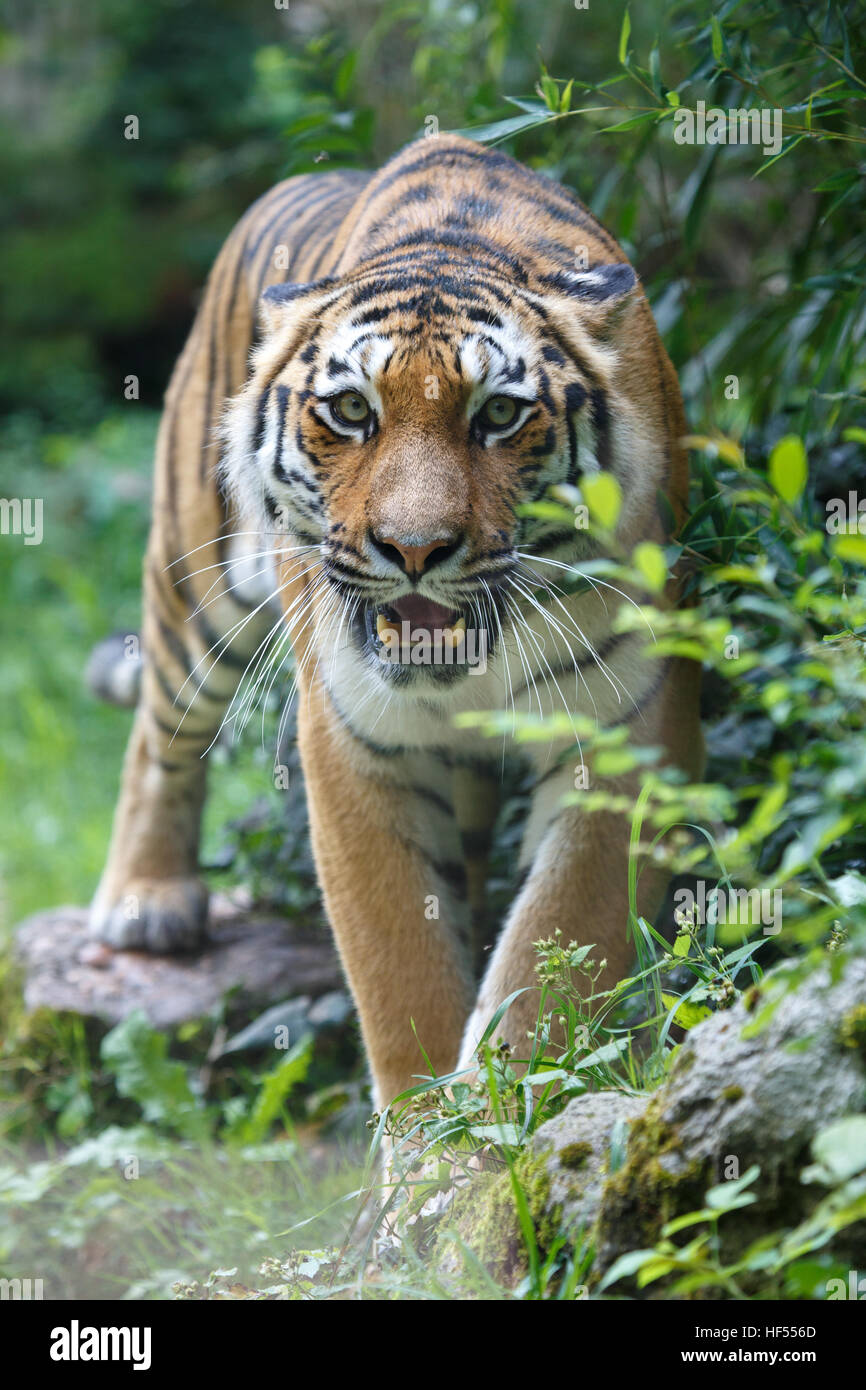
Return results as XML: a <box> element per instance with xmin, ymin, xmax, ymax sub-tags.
<box><xmin>432</xmin><ymin>1146</ymin><xmax>561</xmax><ymax>1291</ymax></box>
<box><xmin>432</xmin><ymin>951</ymin><xmax>866</xmax><ymax>1297</ymax></box>
<box><xmin>589</xmin><ymin>1093</ymin><xmax>710</xmax><ymax>1282</ymax></box>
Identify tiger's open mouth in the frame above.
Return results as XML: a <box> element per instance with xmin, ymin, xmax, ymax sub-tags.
<box><xmin>358</xmin><ymin>593</ymin><xmax>492</xmax><ymax>680</ymax></box>
<box><xmin>367</xmin><ymin>594</ymin><xmax>464</xmax><ymax>647</ymax></box>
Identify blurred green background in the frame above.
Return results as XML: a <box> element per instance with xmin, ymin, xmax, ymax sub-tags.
<box><xmin>0</xmin><ymin>0</ymin><xmax>863</xmax><ymax>926</ymax></box>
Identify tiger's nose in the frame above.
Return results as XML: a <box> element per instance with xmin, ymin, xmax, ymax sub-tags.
<box><xmin>371</xmin><ymin>533</ymin><xmax>460</xmax><ymax>576</ymax></box>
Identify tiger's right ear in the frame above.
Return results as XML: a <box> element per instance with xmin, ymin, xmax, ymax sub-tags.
<box><xmin>259</xmin><ymin>277</ymin><xmax>343</xmax><ymax>335</ymax></box>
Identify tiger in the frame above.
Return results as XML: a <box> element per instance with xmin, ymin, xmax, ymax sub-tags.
<box><xmin>91</xmin><ymin>133</ymin><xmax>703</xmax><ymax>1111</ymax></box>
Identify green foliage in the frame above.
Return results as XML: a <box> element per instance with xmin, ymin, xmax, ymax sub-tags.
<box><xmin>222</xmin><ymin>1034</ymin><xmax>313</xmax><ymax>1147</ymax></box>
<box><xmin>100</xmin><ymin>1011</ymin><xmax>212</xmax><ymax>1143</ymax></box>
<box><xmin>598</xmin><ymin>1115</ymin><xmax>866</xmax><ymax>1298</ymax></box>
<box><xmin>0</xmin><ymin>1003</ymin><xmax>364</xmax><ymax>1299</ymax></box>
<box><xmin>210</xmin><ymin>788</ymin><xmax>321</xmax><ymax>917</ymax></box>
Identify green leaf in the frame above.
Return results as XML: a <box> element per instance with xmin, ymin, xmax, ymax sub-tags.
<box><xmin>539</xmin><ymin>72</ymin><xmax>560</xmax><ymax>112</ymax></box>
<box><xmin>769</xmin><ymin>435</ymin><xmax>808</xmax><ymax>504</ymax></box>
<box><xmin>637</xmin><ymin>1256</ymin><xmax>678</xmax><ymax>1286</ymax></box>
<box><xmin>705</xmin><ymin>1164</ymin><xmax>761</xmax><ymax>1210</ymax></box>
<box><xmin>597</xmin><ymin>1247</ymin><xmax>657</xmax><ymax>1290</ymax></box>
<box><xmin>681</xmin><ymin>433</ymin><xmax>745</xmax><ymax>466</ymax></box>
<box><xmin>334</xmin><ymin>51</ymin><xmax>357</xmax><ymax>101</ymax></box>
<box><xmin>469</xmin><ymin>1122</ymin><xmax>521</xmax><ymax>1146</ymax></box>
<box><xmin>523</xmin><ymin>1068</ymin><xmax>568</xmax><ymax>1087</ymax></box>
<box><xmin>711</xmin><ymin>16</ymin><xmax>724</xmax><ymax>63</ymax></box>
<box><xmin>581</xmin><ymin>473</ymin><xmax>622</xmax><ymax>530</ymax></box>
<box><xmin>100</xmin><ymin>1010</ymin><xmax>210</xmax><ymax>1141</ymax></box>
<box><xmin>632</xmin><ymin>540</ymin><xmax>668</xmax><ymax>593</ymax></box>
<box><xmin>618</xmin><ymin>9</ymin><xmax>631</xmax><ymax>66</ymax></box>
<box><xmin>648</xmin><ymin>42</ymin><xmax>662</xmax><ymax>97</ymax></box>
<box><xmin>661</xmin><ymin>992</ymin><xmax>712</xmax><ymax>1030</ymax></box>
<box><xmin>595</xmin><ymin>747</ymin><xmax>639</xmax><ymax>776</ymax></box>
<box><xmin>476</xmin><ymin>988</ymin><xmax>532</xmax><ymax>1050</ymax></box>
<box><xmin>599</xmin><ymin>113</ymin><xmax>658</xmax><ymax>134</ymax></box>
<box><xmin>835</xmin><ymin>535</ymin><xmax>866</xmax><ymax>565</ymax></box>
<box><xmin>755</xmin><ymin>133</ymin><xmax>809</xmax><ymax>177</ymax></box>
<box><xmin>454</xmin><ymin>111</ymin><xmax>552</xmax><ymax>144</ymax></box>
<box><xmin>663</xmin><ymin>1208</ymin><xmax>714</xmax><ymax>1236</ymax></box>
<box><xmin>778</xmin><ymin>811</ymin><xmax>853</xmax><ymax>877</ymax></box>
<box><xmin>572</xmin><ymin>1038</ymin><xmax>629</xmax><ymax>1070</ymax></box>
<box><xmin>828</xmin><ymin>871</ymin><xmax>866</xmax><ymax>907</ymax></box>
<box><xmin>811</xmin><ymin>1116</ymin><xmax>866</xmax><ymax>1182</ymax></box>
<box><xmin>516</xmin><ymin>499</ymin><xmax>574</xmax><ymax>522</ymax></box>
<box><xmin>227</xmin><ymin>1033</ymin><xmax>313</xmax><ymax>1145</ymax></box>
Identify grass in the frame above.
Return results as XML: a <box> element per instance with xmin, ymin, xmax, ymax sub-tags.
<box><xmin>0</xmin><ymin>1133</ymin><xmax>367</xmax><ymax>1301</ymax></box>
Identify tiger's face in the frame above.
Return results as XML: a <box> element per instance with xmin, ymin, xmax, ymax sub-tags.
<box><xmin>222</xmin><ymin>257</ymin><xmax>645</xmax><ymax>693</ymax></box>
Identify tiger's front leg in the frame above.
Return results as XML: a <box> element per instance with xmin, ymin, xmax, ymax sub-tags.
<box><xmin>459</xmin><ymin>659</ymin><xmax>704</xmax><ymax>1065</ymax></box>
<box><xmin>298</xmin><ymin>676</ymin><xmax>475</xmax><ymax>1110</ymax></box>
<box><xmin>89</xmin><ymin>512</ymin><xmax>273</xmax><ymax>951</ymax></box>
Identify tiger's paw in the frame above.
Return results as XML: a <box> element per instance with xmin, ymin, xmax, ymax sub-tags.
<box><xmin>89</xmin><ymin>876</ymin><xmax>209</xmax><ymax>954</ymax></box>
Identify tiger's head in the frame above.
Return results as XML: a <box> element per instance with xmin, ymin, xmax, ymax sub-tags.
<box><xmin>221</xmin><ymin>250</ymin><xmax>669</xmax><ymax>694</ymax></box>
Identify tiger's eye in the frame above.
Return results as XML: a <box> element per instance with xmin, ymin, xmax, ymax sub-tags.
<box><xmin>332</xmin><ymin>391</ymin><xmax>371</xmax><ymax>425</ymax></box>
<box><xmin>481</xmin><ymin>395</ymin><xmax>518</xmax><ymax>429</ymax></box>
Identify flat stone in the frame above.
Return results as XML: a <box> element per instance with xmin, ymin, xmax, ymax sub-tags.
<box><xmin>15</xmin><ymin>893</ymin><xmax>344</xmax><ymax>1029</ymax></box>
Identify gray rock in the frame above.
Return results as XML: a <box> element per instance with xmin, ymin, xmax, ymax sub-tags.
<box><xmin>530</xmin><ymin>1091</ymin><xmax>647</xmax><ymax>1238</ymax></box>
<box><xmin>653</xmin><ymin>955</ymin><xmax>866</xmax><ymax>1180</ymax></box>
<box><xmin>219</xmin><ymin>989</ymin><xmax>353</xmax><ymax>1055</ymax></box>
<box><xmin>220</xmin><ymin>997</ymin><xmax>314</xmax><ymax>1054</ymax></box>
<box><xmin>15</xmin><ymin>893</ymin><xmax>343</xmax><ymax>1028</ymax></box>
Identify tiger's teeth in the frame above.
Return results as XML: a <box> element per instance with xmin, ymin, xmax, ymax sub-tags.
<box><xmin>442</xmin><ymin>618</ymin><xmax>466</xmax><ymax>648</ymax></box>
<box><xmin>376</xmin><ymin>613</ymin><xmax>400</xmax><ymax>641</ymax></box>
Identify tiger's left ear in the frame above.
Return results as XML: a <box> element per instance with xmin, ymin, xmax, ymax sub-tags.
<box><xmin>558</xmin><ymin>263</ymin><xmax>638</xmax><ymax>324</ymax></box>
<box><xmin>559</xmin><ymin>263</ymin><xmax>637</xmax><ymax>303</ymax></box>
<box><xmin>259</xmin><ymin>276</ymin><xmax>343</xmax><ymax>336</ymax></box>
<box><xmin>538</xmin><ymin>261</ymin><xmax>639</xmax><ymax>347</ymax></box>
